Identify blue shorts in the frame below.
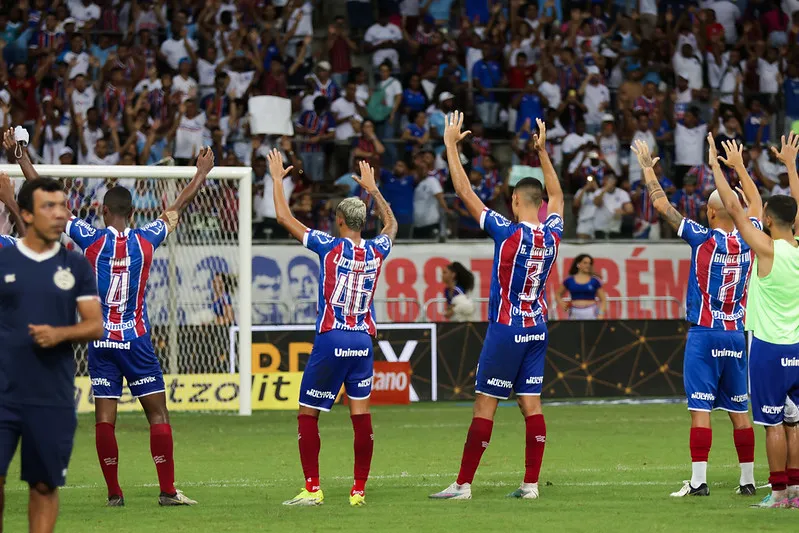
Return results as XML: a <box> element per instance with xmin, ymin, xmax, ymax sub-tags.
<box><xmin>684</xmin><ymin>326</ymin><xmax>748</xmax><ymax>413</ymax></box>
<box><xmin>299</xmin><ymin>330</ymin><xmax>374</xmax><ymax>412</ymax></box>
<box><xmin>0</xmin><ymin>404</ymin><xmax>77</xmax><ymax>488</ymax></box>
<box><xmin>88</xmin><ymin>334</ymin><xmax>165</xmax><ymax>399</ymax></box>
<box><xmin>749</xmin><ymin>336</ymin><xmax>799</xmax><ymax>426</ymax></box>
<box><xmin>474</xmin><ymin>322</ymin><xmax>547</xmax><ymax>400</ymax></box>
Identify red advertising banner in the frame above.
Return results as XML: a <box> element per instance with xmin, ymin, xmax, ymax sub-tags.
<box><xmin>370</xmin><ymin>362</ymin><xmax>411</xmax><ymax>405</ymax></box>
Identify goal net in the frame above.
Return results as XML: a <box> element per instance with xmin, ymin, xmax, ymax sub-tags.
<box><xmin>0</xmin><ymin>163</ymin><xmax>254</xmax><ymax>414</ymax></box>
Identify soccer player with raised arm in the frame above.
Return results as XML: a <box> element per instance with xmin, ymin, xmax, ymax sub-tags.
<box><xmin>714</xmin><ymin>132</ymin><xmax>799</xmax><ymax>508</ymax></box>
<box><xmin>0</xmin><ymin>178</ymin><xmax>104</xmax><ymax>533</ymax></box>
<box><xmin>631</xmin><ymin>137</ymin><xmax>760</xmax><ymax>498</ymax></box>
<box><xmin>0</xmin><ymin>172</ymin><xmax>25</xmax><ymax>246</ymax></box>
<box><xmin>430</xmin><ymin>113</ymin><xmax>564</xmax><ymax>501</ymax></box>
<box><xmin>267</xmin><ymin>149</ymin><xmax>397</xmax><ymax>507</ymax></box>
<box><xmin>7</xmin><ymin>127</ymin><xmax>214</xmax><ymax>506</ymax></box>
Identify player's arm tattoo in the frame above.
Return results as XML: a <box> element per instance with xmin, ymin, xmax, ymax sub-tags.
<box><xmin>645</xmin><ymin>175</ymin><xmax>683</xmax><ymax>231</ymax></box>
<box><xmin>370</xmin><ymin>188</ymin><xmax>398</xmax><ymax>242</ymax></box>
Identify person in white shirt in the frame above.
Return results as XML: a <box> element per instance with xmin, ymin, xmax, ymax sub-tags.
<box><xmin>573</xmin><ymin>176</ymin><xmax>599</xmax><ymax>239</ymax></box>
<box><xmin>672</xmin><ymin>43</ymin><xmax>704</xmax><ymax>91</ymax></box>
<box><xmin>68</xmin><ymin>73</ymin><xmax>97</xmax><ymax>121</ymax></box>
<box><xmin>639</xmin><ymin>0</ymin><xmax>659</xmax><ymax>38</ymax></box>
<box><xmin>330</xmin><ymin>81</ymin><xmax>363</xmax><ymax>142</ymax></box>
<box><xmin>628</xmin><ymin>113</ymin><xmax>657</xmax><ymax>185</ymax></box>
<box><xmin>674</xmin><ymin>107</ymin><xmax>708</xmax><ymax>188</ymax></box>
<box><xmin>592</xmin><ymin>174</ymin><xmax>633</xmax><ymax>238</ymax></box>
<box><xmin>63</xmin><ymin>34</ymin><xmax>91</xmax><ymax>79</ymax></box>
<box><xmin>598</xmin><ymin>114</ymin><xmax>621</xmax><ymax>176</ymax></box>
<box><xmin>413</xmin><ymin>171</ymin><xmax>446</xmax><ymax>239</ymax></box>
<box><xmin>196</xmin><ymin>46</ymin><xmax>220</xmax><ymax>99</ymax></box>
<box><xmin>220</xmin><ymin>52</ymin><xmax>259</xmax><ymax>99</ymax></box>
<box><xmin>757</xmin><ymin>47</ymin><xmax>782</xmax><ymax>95</ymax></box>
<box><xmin>71</xmin><ymin>0</ymin><xmax>100</xmax><ymax>29</ymax></box>
<box><xmin>539</xmin><ymin>66</ymin><xmax>562</xmax><ymax>111</ymax></box>
<box><xmin>703</xmin><ymin>0</ymin><xmax>740</xmax><ymax>43</ymax></box>
<box><xmin>159</xmin><ymin>28</ymin><xmax>198</xmax><ymax>71</ymax></box>
<box><xmin>173</xmin><ymin>99</ymin><xmax>207</xmax><ymax>162</ymax></box>
<box><xmin>364</xmin><ymin>13</ymin><xmax>403</xmax><ymax>69</ymax></box>
<box><xmin>580</xmin><ymin>66</ymin><xmax>610</xmax><ymax>134</ymax></box>
<box><xmin>715</xmin><ymin>48</ymin><xmax>743</xmax><ymax>105</ymax></box>
<box><xmin>562</xmin><ymin>119</ymin><xmax>597</xmax><ymax>163</ymax></box>
<box><xmin>172</xmin><ymin>58</ymin><xmax>198</xmax><ymax>99</ymax></box>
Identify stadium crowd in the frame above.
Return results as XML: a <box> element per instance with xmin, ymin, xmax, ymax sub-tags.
<box><xmin>0</xmin><ymin>0</ymin><xmax>797</xmax><ymax>240</ymax></box>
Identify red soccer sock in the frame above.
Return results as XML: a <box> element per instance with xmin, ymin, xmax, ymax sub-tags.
<box><xmin>787</xmin><ymin>468</ymin><xmax>799</xmax><ymax>486</ymax></box>
<box><xmin>689</xmin><ymin>427</ymin><xmax>712</xmax><ymax>462</ymax></box>
<box><xmin>95</xmin><ymin>422</ymin><xmax>122</xmax><ymax>498</ymax></box>
<box><xmin>150</xmin><ymin>423</ymin><xmax>176</xmax><ymax>495</ymax></box>
<box><xmin>351</xmin><ymin>414</ymin><xmax>374</xmax><ymax>495</ymax></box>
<box><xmin>733</xmin><ymin>428</ymin><xmax>755</xmax><ymax>463</ymax></box>
<box><xmin>456</xmin><ymin>417</ymin><xmax>493</xmax><ymax>485</ymax></box>
<box><xmin>769</xmin><ymin>471</ymin><xmax>788</xmax><ymax>492</ymax></box>
<box><xmin>298</xmin><ymin>415</ymin><xmax>321</xmax><ymax>492</ymax></box>
<box><xmin>524</xmin><ymin>414</ymin><xmax>547</xmax><ymax>484</ymax></box>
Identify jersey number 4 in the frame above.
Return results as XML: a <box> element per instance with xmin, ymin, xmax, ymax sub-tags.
<box><xmin>331</xmin><ymin>272</ymin><xmax>376</xmax><ymax>315</ymax></box>
<box><xmin>519</xmin><ymin>259</ymin><xmax>545</xmax><ymax>302</ymax></box>
<box><xmin>106</xmin><ymin>272</ymin><xmax>130</xmax><ymax>314</ymax></box>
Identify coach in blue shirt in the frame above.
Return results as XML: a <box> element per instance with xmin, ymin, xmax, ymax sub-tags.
<box><xmin>0</xmin><ymin>177</ymin><xmax>103</xmax><ymax>532</ymax></box>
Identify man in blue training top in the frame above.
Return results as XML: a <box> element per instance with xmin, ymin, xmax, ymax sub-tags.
<box><xmin>0</xmin><ymin>178</ymin><xmax>103</xmax><ymax>533</ymax></box>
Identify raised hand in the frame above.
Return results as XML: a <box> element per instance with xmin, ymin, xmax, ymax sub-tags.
<box><xmin>267</xmin><ymin>148</ymin><xmax>293</xmax><ymax>182</ymax></box>
<box><xmin>718</xmin><ymin>139</ymin><xmax>745</xmax><ymax>169</ymax></box>
<box><xmin>532</xmin><ymin>118</ymin><xmax>547</xmax><ymax>153</ymax></box>
<box><xmin>0</xmin><ymin>172</ymin><xmax>13</xmax><ymax>205</ymax></box>
<box><xmin>353</xmin><ymin>160</ymin><xmax>377</xmax><ymax>193</ymax></box>
<box><xmin>630</xmin><ymin>139</ymin><xmax>660</xmax><ymax>169</ymax></box>
<box><xmin>196</xmin><ymin>146</ymin><xmax>215</xmax><ymax>175</ymax></box>
<box><xmin>707</xmin><ymin>133</ymin><xmax>719</xmax><ymax>167</ymax></box>
<box><xmin>770</xmin><ymin>132</ymin><xmax>799</xmax><ymax>166</ymax></box>
<box><xmin>443</xmin><ymin>110</ymin><xmax>471</xmax><ymax>147</ymax></box>
<box><xmin>2</xmin><ymin>128</ymin><xmax>15</xmax><ymax>155</ymax></box>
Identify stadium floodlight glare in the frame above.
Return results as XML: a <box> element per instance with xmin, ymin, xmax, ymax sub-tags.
<box><xmin>0</xmin><ymin>163</ymin><xmax>255</xmax><ymax>416</ymax></box>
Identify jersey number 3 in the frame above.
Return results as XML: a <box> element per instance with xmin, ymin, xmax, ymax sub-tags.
<box><xmin>519</xmin><ymin>259</ymin><xmax>545</xmax><ymax>302</ymax></box>
<box><xmin>106</xmin><ymin>272</ymin><xmax>130</xmax><ymax>314</ymax></box>
<box><xmin>331</xmin><ymin>272</ymin><xmax>375</xmax><ymax>315</ymax></box>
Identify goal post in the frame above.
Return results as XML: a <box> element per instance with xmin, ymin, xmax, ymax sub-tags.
<box><xmin>0</xmin><ymin>164</ymin><xmax>254</xmax><ymax>416</ymax></box>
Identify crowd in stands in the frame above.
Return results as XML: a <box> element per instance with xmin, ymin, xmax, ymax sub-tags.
<box><xmin>0</xmin><ymin>0</ymin><xmax>797</xmax><ymax>241</ymax></box>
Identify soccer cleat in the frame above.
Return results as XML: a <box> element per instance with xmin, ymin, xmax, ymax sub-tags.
<box><xmin>736</xmin><ymin>484</ymin><xmax>756</xmax><ymax>496</ymax></box>
<box><xmin>429</xmin><ymin>482</ymin><xmax>472</xmax><ymax>500</ymax></box>
<box><xmin>106</xmin><ymin>495</ymin><xmax>125</xmax><ymax>507</ymax></box>
<box><xmin>282</xmin><ymin>488</ymin><xmax>324</xmax><ymax>506</ymax></box>
<box><xmin>158</xmin><ymin>490</ymin><xmax>197</xmax><ymax>506</ymax></box>
<box><xmin>789</xmin><ymin>498</ymin><xmax>799</xmax><ymax>509</ymax></box>
<box><xmin>670</xmin><ymin>480</ymin><xmax>709</xmax><ymax>497</ymax></box>
<box><xmin>750</xmin><ymin>493</ymin><xmax>792</xmax><ymax>508</ymax></box>
<box><xmin>349</xmin><ymin>491</ymin><xmax>366</xmax><ymax>507</ymax></box>
<box><xmin>507</xmin><ymin>483</ymin><xmax>539</xmax><ymax>499</ymax></box>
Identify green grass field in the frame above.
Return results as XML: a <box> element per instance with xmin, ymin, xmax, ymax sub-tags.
<box><xmin>3</xmin><ymin>402</ymin><xmax>797</xmax><ymax>532</ymax></box>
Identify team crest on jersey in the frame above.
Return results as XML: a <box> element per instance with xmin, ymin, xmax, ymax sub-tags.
<box><xmin>53</xmin><ymin>267</ymin><xmax>75</xmax><ymax>290</ymax></box>
<box><xmin>142</xmin><ymin>219</ymin><xmax>165</xmax><ymax>235</ymax></box>
<box><xmin>312</xmin><ymin>231</ymin><xmax>335</xmax><ymax>244</ymax></box>
<box><xmin>489</xmin><ymin>211</ymin><xmax>511</xmax><ymax>227</ymax></box>
<box><xmin>74</xmin><ymin>219</ymin><xmax>96</xmax><ymax>238</ymax></box>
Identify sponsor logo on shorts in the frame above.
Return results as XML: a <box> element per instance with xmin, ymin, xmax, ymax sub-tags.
<box><xmin>730</xmin><ymin>394</ymin><xmax>748</xmax><ymax>403</ymax></box>
<box><xmin>711</xmin><ymin>349</ymin><xmax>743</xmax><ymax>359</ymax></box>
<box><xmin>357</xmin><ymin>377</ymin><xmax>372</xmax><ymax>388</ymax></box>
<box><xmin>515</xmin><ymin>333</ymin><xmax>546</xmax><ymax>343</ymax></box>
<box><xmin>334</xmin><ymin>348</ymin><xmax>370</xmax><ymax>358</ymax></box>
<box><xmin>93</xmin><ymin>339</ymin><xmax>131</xmax><ymax>350</ymax></box>
<box><xmin>781</xmin><ymin>357</ymin><xmax>799</xmax><ymax>367</ymax></box>
<box><xmin>91</xmin><ymin>377</ymin><xmax>111</xmax><ymax>387</ymax></box>
<box><xmin>525</xmin><ymin>376</ymin><xmax>544</xmax><ymax>385</ymax></box>
<box><xmin>486</xmin><ymin>378</ymin><xmax>513</xmax><ymax>388</ymax></box>
<box><xmin>129</xmin><ymin>376</ymin><xmax>157</xmax><ymax>387</ymax></box>
<box><xmin>305</xmin><ymin>389</ymin><xmax>336</xmax><ymax>400</ymax></box>
<box><xmin>710</xmin><ymin>309</ymin><xmax>745</xmax><ymax>321</ymax></box>
<box><xmin>761</xmin><ymin>405</ymin><xmax>784</xmax><ymax>415</ymax></box>
<box><xmin>691</xmin><ymin>392</ymin><xmax>715</xmax><ymax>401</ymax></box>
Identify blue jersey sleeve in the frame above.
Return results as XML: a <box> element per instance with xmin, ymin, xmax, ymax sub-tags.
<box><xmin>70</xmin><ymin>251</ymin><xmax>99</xmax><ymax>301</ymax></box>
<box><xmin>563</xmin><ymin>277</ymin><xmax>575</xmax><ymax>293</ymax></box>
<box><xmin>677</xmin><ymin>218</ymin><xmax>710</xmax><ymax>246</ymax></box>
<box><xmin>0</xmin><ymin>235</ymin><xmax>17</xmax><ymax>248</ymax></box>
<box><xmin>303</xmin><ymin>229</ymin><xmax>338</xmax><ymax>256</ymax></box>
<box><xmin>66</xmin><ymin>216</ymin><xmax>104</xmax><ymax>249</ymax></box>
<box><xmin>480</xmin><ymin>208</ymin><xmax>516</xmax><ymax>242</ymax></box>
<box><xmin>749</xmin><ymin>217</ymin><xmax>763</xmax><ymax>231</ymax></box>
<box><xmin>369</xmin><ymin>234</ymin><xmax>392</xmax><ymax>259</ymax></box>
<box><xmin>544</xmin><ymin>213</ymin><xmax>564</xmax><ymax>240</ymax></box>
<box><xmin>136</xmin><ymin>218</ymin><xmax>170</xmax><ymax>249</ymax></box>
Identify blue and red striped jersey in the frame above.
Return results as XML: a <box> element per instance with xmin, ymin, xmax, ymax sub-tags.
<box><xmin>678</xmin><ymin>217</ymin><xmax>761</xmax><ymax>330</ymax></box>
<box><xmin>66</xmin><ymin>216</ymin><xmax>169</xmax><ymax>340</ymax></box>
<box><xmin>0</xmin><ymin>236</ymin><xmax>17</xmax><ymax>248</ymax></box>
<box><xmin>304</xmin><ymin>229</ymin><xmax>391</xmax><ymax>337</ymax></box>
<box><xmin>480</xmin><ymin>209</ymin><xmax>563</xmax><ymax>327</ymax></box>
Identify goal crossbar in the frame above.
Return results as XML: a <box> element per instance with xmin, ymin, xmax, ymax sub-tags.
<box><xmin>0</xmin><ymin>164</ymin><xmax>255</xmax><ymax>416</ymax></box>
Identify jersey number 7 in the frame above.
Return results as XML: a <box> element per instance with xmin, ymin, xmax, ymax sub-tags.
<box><xmin>331</xmin><ymin>272</ymin><xmax>376</xmax><ymax>315</ymax></box>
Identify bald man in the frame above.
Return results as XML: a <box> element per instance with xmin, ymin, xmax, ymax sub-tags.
<box><xmin>632</xmin><ymin>138</ymin><xmax>762</xmax><ymax>498</ymax></box>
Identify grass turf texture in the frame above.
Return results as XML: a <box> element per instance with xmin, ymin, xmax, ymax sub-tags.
<box><xmin>2</xmin><ymin>403</ymin><xmax>796</xmax><ymax>532</ymax></box>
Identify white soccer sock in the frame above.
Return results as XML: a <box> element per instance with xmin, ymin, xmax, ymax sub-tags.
<box><xmin>690</xmin><ymin>461</ymin><xmax>708</xmax><ymax>487</ymax></box>
<box><xmin>739</xmin><ymin>462</ymin><xmax>755</xmax><ymax>486</ymax></box>
<box><xmin>521</xmin><ymin>482</ymin><xmax>538</xmax><ymax>490</ymax></box>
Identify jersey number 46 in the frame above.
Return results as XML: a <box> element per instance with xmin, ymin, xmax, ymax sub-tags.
<box><xmin>331</xmin><ymin>272</ymin><xmax>376</xmax><ymax>316</ymax></box>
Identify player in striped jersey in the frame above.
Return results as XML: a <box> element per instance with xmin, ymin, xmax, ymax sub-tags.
<box><xmin>632</xmin><ymin>136</ymin><xmax>761</xmax><ymax>498</ymax></box>
<box><xmin>267</xmin><ymin>149</ymin><xmax>398</xmax><ymax>507</ymax></box>
<box><xmin>431</xmin><ymin>113</ymin><xmax>564</xmax><ymax>501</ymax></box>
<box><xmin>8</xmin><ymin>132</ymin><xmax>214</xmax><ymax>507</ymax></box>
